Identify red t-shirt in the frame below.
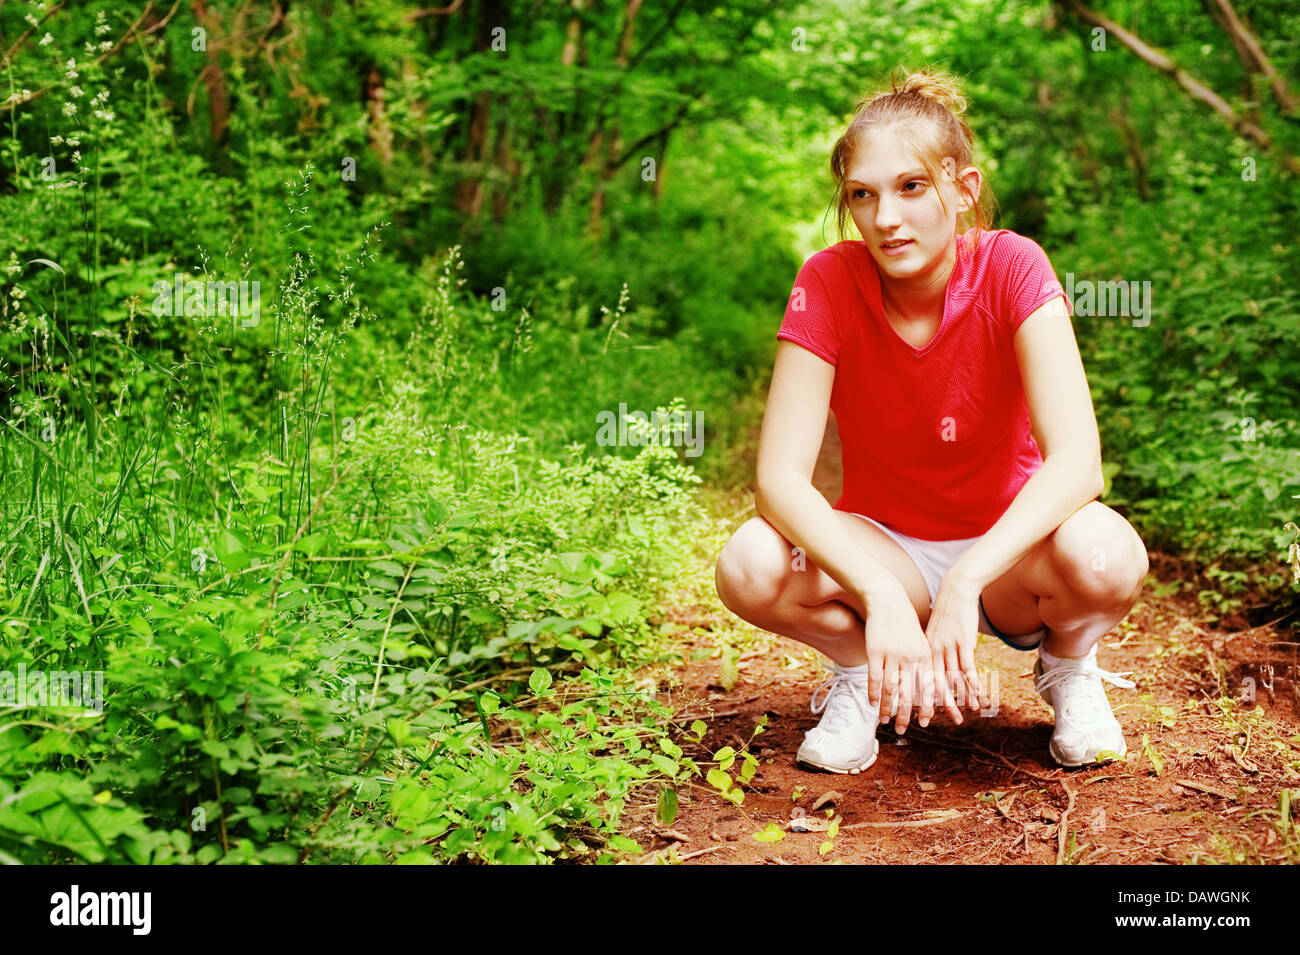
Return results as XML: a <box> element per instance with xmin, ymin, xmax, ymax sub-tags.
<box><xmin>776</xmin><ymin>228</ymin><xmax>1072</xmax><ymax>540</ymax></box>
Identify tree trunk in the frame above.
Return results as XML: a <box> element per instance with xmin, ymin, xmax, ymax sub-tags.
<box><xmin>364</xmin><ymin>65</ymin><xmax>394</xmax><ymax>165</ymax></box>
<box><xmin>587</xmin><ymin>0</ymin><xmax>643</xmax><ymax>243</ymax></box>
<box><xmin>191</xmin><ymin>1</ymin><xmax>229</xmax><ymax>148</ymax></box>
<box><xmin>1110</xmin><ymin>102</ymin><xmax>1151</xmax><ymax>201</ymax></box>
<box><xmin>452</xmin><ymin>0</ymin><xmax>507</xmax><ymax>223</ymax></box>
<box><xmin>490</xmin><ymin>113</ymin><xmax>520</xmax><ymax>224</ymax></box>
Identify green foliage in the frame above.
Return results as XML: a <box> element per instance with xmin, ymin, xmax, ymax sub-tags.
<box><xmin>2</xmin><ymin>0</ymin><xmax>1300</xmax><ymax>866</ymax></box>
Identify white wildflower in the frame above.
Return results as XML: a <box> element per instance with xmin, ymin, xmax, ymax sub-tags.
<box><xmin>61</xmin><ymin>102</ymin><xmax>75</xmax><ymax>118</ymax></box>
<box><xmin>39</xmin><ymin>33</ymin><xmax>53</xmax><ymax>47</ymax></box>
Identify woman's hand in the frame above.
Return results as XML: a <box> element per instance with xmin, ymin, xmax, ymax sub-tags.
<box><xmin>862</xmin><ymin>588</ymin><xmax>936</xmax><ymax>735</ymax></box>
<box><xmin>924</xmin><ymin>577</ymin><xmax>989</xmax><ymax>725</ymax></box>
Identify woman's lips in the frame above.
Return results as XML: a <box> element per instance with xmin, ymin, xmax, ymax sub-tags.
<box><xmin>881</xmin><ymin>239</ymin><xmax>913</xmax><ymax>257</ymax></box>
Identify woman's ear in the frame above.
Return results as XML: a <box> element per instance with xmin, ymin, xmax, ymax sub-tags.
<box><xmin>956</xmin><ymin>165</ymin><xmax>982</xmax><ymax>213</ymax></box>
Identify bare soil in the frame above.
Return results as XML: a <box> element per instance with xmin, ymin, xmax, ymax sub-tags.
<box><xmin>621</xmin><ymin>414</ymin><xmax>1300</xmax><ymax>864</ymax></box>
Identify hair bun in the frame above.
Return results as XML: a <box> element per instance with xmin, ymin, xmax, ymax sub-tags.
<box><xmin>895</xmin><ymin>69</ymin><xmax>968</xmax><ymax>117</ymax></box>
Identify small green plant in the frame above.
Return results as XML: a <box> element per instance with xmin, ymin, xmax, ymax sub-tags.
<box><xmin>818</xmin><ymin>813</ymin><xmax>841</xmax><ymax>857</ymax></box>
<box><xmin>704</xmin><ymin>716</ymin><xmax>768</xmax><ymax>806</ymax></box>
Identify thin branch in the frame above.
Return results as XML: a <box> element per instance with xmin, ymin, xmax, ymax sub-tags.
<box><xmin>1202</xmin><ymin>0</ymin><xmax>1296</xmax><ymax>114</ymax></box>
<box><xmin>1</xmin><ymin>1</ymin><xmax>67</xmax><ymax>70</ymax></box>
<box><xmin>1</xmin><ymin>2</ymin><xmax>176</xmax><ymax>112</ymax></box>
<box><xmin>405</xmin><ymin>0</ymin><xmax>464</xmax><ymax>22</ymax></box>
<box><xmin>1058</xmin><ymin>0</ymin><xmax>1300</xmax><ymax>175</ymax></box>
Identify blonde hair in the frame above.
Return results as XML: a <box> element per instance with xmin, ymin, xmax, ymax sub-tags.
<box><xmin>827</xmin><ymin>67</ymin><xmax>997</xmax><ymax>252</ymax></box>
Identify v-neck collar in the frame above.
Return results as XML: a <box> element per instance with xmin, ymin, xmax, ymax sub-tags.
<box><xmin>863</xmin><ymin>236</ymin><xmax>965</xmax><ymax>358</ymax></box>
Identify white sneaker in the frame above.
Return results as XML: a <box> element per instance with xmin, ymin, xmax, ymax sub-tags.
<box><xmin>796</xmin><ymin>662</ymin><xmax>880</xmax><ymax>774</ymax></box>
<box><xmin>1033</xmin><ymin>645</ymin><xmax>1136</xmax><ymax>767</ymax></box>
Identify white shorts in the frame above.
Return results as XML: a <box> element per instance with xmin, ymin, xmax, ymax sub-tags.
<box><xmin>845</xmin><ymin>511</ymin><xmax>1047</xmax><ymax>650</ymax></box>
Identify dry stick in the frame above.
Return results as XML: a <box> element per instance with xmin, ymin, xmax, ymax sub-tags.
<box><xmin>634</xmin><ymin>842</ymin><xmax>727</xmax><ymax>864</ymax></box>
<box><xmin>840</xmin><ymin>813</ymin><xmax>966</xmax><ymax>830</ymax></box>
<box><xmin>679</xmin><ymin>844</ymin><xmax>728</xmax><ymax>861</ymax></box>
<box><xmin>1055</xmin><ymin>779</ymin><xmax>1077</xmax><ymax>865</ymax></box>
<box><xmin>674</xmin><ymin>708</ymin><xmax>742</xmax><ymax>721</ymax></box>
<box><xmin>1174</xmin><ymin>778</ymin><xmax>1234</xmax><ymax>799</ymax></box>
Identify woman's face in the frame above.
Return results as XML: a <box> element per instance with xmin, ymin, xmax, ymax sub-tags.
<box><xmin>844</xmin><ymin>133</ymin><xmax>977</xmax><ymax>284</ymax></box>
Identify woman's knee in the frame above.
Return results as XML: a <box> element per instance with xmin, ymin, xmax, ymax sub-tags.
<box><xmin>1050</xmin><ymin>503</ymin><xmax>1149</xmax><ymax>612</ymax></box>
<box><xmin>715</xmin><ymin>517</ymin><xmax>793</xmax><ymax>617</ymax></box>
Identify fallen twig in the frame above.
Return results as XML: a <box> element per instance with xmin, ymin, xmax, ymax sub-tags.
<box><xmin>674</xmin><ymin>709</ymin><xmax>742</xmax><ymax>721</ymax></box>
<box><xmin>1055</xmin><ymin>780</ymin><xmax>1077</xmax><ymax>865</ymax></box>
<box><xmin>840</xmin><ymin>810</ymin><xmax>964</xmax><ymax>829</ymax></box>
<box><xmin>1173</xmin><ymin>778</ymin><xmax>1234</xmax><ymax>799</ymax></box>
<box><xmin>679</xmin><ymin>844</ymin><xmax>729</xmax><ymax>860</ymax></box>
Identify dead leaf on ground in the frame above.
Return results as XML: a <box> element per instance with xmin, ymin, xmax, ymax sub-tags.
<box><xmin>811</xmin><ymin>790</ymin><xmax>843</xmax><ymax>811</ymax></box>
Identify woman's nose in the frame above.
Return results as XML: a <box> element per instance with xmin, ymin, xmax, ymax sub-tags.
<box><xmin>873</xmin><ymin>199</ymin><xmax>902</xmax><ymax>232</ymax></box>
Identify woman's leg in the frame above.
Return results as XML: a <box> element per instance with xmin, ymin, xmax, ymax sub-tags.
<box><xmin>977</xmin><ymin>500</ymin><xmax>1148</xmax><ymax>656</ymax></box>
<box><xmin>713</xmin><ymin>511</ymin><xmax>932</xmax><ymax>666</ymax></box>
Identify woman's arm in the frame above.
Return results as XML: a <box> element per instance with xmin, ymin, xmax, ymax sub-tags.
<box><xmin>755</xmin><ymin>341</ymin><xmax>911</xmax><ymax>609</ymax></box>
<box><xmin>943</xmin><ymin>295</ymin><xmax>1104</xmax><ymax>598</ymax></box>
<box><xmin>757</xmin><ymin>341</ymin><xmax>939</xmax><ymax>727</ymax></box>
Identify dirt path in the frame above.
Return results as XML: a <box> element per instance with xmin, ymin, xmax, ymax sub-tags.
<box><xmin>622</xmin><ymin>413</ymin><xmax>1300</xmax><ymax>864</ymax></box>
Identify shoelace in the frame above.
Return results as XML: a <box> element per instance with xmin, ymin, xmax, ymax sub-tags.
<box><xmin>809</xmin><ymin>670</ymin><xmax>877</xmax><ymax>733</ymax></box>
<box><xmin>1035</xmin><ymin>653</ymin><xmax>1136</xmax><ymax>725</ymax></box>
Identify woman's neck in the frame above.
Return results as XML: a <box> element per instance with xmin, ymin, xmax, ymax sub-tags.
<box><xmin>879</xmin><ymin>237</ymin><xmax>959</xmax><ymax>322</ymax></box>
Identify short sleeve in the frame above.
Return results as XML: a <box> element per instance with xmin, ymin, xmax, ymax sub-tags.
<box><xmin>776</xmin><ymin>253</ymin><xmax>841</xmax><ymax>366</ymax></box>
<box><xmin>1001</xmin><ymin>233</ymin><xmax>1072</xmax><ymax>334</ymax></box>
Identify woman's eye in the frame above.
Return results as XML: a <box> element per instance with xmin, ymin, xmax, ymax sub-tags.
<box><xmin>851</xmin><ymin>189</ymin><xmax>870</xmax><ymax>200</ymax></box>
<box><xmin>903</xmin><ymin>180</ymin><xmax>926</xmax><ymax>193</ymax></box>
